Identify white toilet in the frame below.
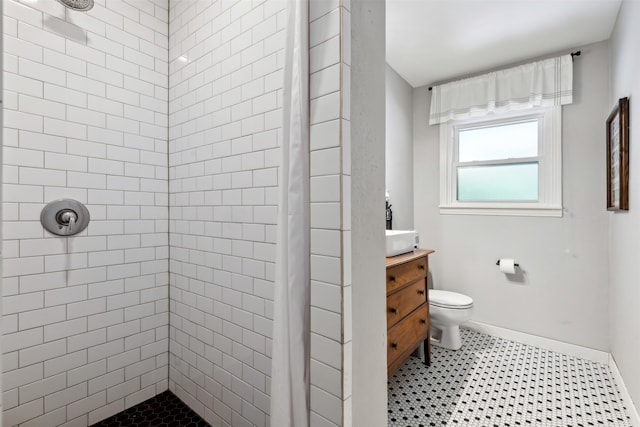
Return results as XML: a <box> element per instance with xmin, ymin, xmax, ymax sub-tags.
<box><xmin>429</xmin><ymin>290</ymin><xmax>474</xmax><ymax>350</ymax></box>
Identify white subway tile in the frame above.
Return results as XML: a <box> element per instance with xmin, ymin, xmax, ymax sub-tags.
<box><xmin>68</xmin><ymin>329</ymin><xmax>107</xmax><ymax>353</ymax></box>
<box><xmin>310</xmin><ymin>0</ymin><xmax>339</xmax><ymax>22</ymax></box>
<box><xmin>5</xmin><ymin>110</ymin><xmax>43</xmax><ymax>133</ymax></box>
<box><xmin>3</xmin><ymin>183</ymin><xmax>43</xmax><ymax>204</ymax></box>
<box><xmin>20</xmin><ymin>339</ymin><xmax>67</xmax><ymax>367</ymax></box>
<box><xmin>310</xmin><ymin>36</ymin><xmax>340</xmax><ymax>73</ymax></box>
<box><xmin>3</xmin><ymin>255</ymin><xmax>44</xmax><ymax>277</ymax></box>
<box><xmin>4</xmin><ymin>398</ymin><xmax>44</xmax><ymax>426</ymax></box>
<box><xmin>44</xmin><ymin>382</ymin><xmax>88</xmax><ymax>413</ymax></box>
<box><xmin>44</xmin><ymin>48</ymin><xmax>87</xmax><ymax>76</ymax></box>
<box><xmin>3</xmin><ymin>364</ymin><xmax>43</xmax><ymax>391</ymax></box>
<box><xmin>67</xmin><ymin>298</ymin><xmax>107</xmax><ymax>319</ymax></box>
<box><xmin>18</xmin><ymin>21</ymin><xmax>65</xmax><ymax>52</ymax></box>
<box><xmin>18</xmin><ymin>57</ymin><xmax>66</xmax><ymax>86</ymax></box>
<box><xmin>21</xmin><ymin>407</ymin><xmax>67</xmax><ymax>427</ymax></box>
<box><xmin>44</xmin><ymin>350</ymin><xmax>87</xmax><ymax>377</ymax></box>
<box><xmin>3</xmin><ymin>328</ymin><xmax>43</xmax><ymax>353</ymax></box>
<box><xmin>19</xmin><ymin>167</ymin><xmax>66</xmax><ymax>187</ymax></box>
<box><xmin>45</xmin><ymin>285</ymin><xmax>89</xmax><ymax>307</ymax></box>
<box><xmin>19</xmin><ymin>305</ymin><xmax>66</xmax><ymax>330</ymax></box>
<box><xmin>19</xmin><ymin>372</ymin><xmax>67</xmax><ymax>404</ymax></box>
<box><xmin>19</xmin><ymin>130</ymin><xmax>67</xmax><ymax>154</ymax></box>
<box><xmin>4</xmin><ymin>35</ymin><xmax>42</xmax><ymax>63</ymax></box>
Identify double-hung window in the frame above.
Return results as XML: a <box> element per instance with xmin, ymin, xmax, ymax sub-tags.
<box><xmin>440</xmin><ymin>107</ymin><xmax>562</xmax><ymax>216</ymax></box>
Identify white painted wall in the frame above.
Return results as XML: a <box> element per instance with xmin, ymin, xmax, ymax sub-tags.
<box><xmin>413</xmin><ymin>41</ymin><xmax>610</xmax><ymax>351</ymax></box>
<box><xmin>385</xmin><ymin>64</ymin><xmax>413</xmax><ymax>230</ymax></box>
<box><xmin>351</xmin><ymin>1</ymin><xmax>388</xmax><ymax>426</ymax></box>
<box><xmin>609</xmin><ymin>0</ymin><xmax>640</xmax><ymax>410</ymax></box>
<box><xmin>2</xmin><ymin>1</ymin><xmax>169</xmax><ymax>425</ymax></box>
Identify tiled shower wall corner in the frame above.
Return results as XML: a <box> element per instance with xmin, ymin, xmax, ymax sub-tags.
<box><xmin>167</xmin><ymin>1</ymin><xmax>285</xmax><ymax>426</ymax></box>
<box><xmin>308</xmin><ymin>0</ymin><xmax>351</xmax><ymax>426</ymax></box>
<box><xmin>2</xmin><ymin>0</ymin><xmax>170</xmax><ymax>425</ymax></box>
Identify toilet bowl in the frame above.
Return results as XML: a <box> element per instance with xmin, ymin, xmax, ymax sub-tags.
<box><xmin>429</xmin><ymin>290</ymin><xmax>473</xmax><ymax>350</ymax></box>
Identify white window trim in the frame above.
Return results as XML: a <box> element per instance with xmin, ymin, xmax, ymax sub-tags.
<box><xmin>439</xmin><ymin>107</ymin><xmax>563</xmax><ymax>217</ymax></box>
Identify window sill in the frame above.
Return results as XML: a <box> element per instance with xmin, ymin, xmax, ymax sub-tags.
<box><xmin>439</xmin><ymin>204</ymin><xmax>563</xmax><ymax>217</ymax></box>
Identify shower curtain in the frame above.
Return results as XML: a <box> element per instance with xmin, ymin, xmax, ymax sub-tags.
<box><xmin>270</xmin><ymin>0</ymin><xmax>310</xmax><ymax>426</ymax></box>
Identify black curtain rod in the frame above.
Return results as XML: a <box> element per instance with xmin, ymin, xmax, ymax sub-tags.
<box><xmin>428</xmin><ymin>50</ymin><xmax>581</xmax><ymax>91</ymax></box>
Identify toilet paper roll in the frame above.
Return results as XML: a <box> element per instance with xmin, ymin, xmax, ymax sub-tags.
<box><xmin>499</xmin><ymin>258</ymin><xmax>516</xmax><ymax>274</ymax></box>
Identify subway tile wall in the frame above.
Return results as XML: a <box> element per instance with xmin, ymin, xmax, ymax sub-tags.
<box><xmin>2</xmin><ymin>0</ymin><xmax>169</xmax><ymax>425</ymax></box>
<box><xmin>308</xmin><ymin>0</ymin><xmax>351</xmax><ymax>426</ymax></box>
<box><xmin>168</xmin><ymin>1</ymin><xmax>285</xmax><ymax>426</ymax></box>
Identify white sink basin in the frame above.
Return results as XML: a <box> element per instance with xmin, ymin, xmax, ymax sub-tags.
<box><xmin>385</xmin><ymin>230</ymin><xmax>418</xmax><ymax>257</ymax></box>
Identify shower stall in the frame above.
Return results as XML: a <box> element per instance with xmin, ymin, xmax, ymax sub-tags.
<box><xmin>1</xmin><ymin>0</ymin><xmax>387</xmax><ymax>426</ymax></box>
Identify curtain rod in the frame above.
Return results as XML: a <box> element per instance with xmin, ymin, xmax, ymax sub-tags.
<box><xmin>428</xmin><ymin>50</ymin><xmax>581</xmax><ymax>91</ymax></box>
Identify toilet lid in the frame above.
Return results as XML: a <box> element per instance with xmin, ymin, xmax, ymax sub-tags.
<box><xmin>430</xmin><ymin>290</ymin><xmax>473</xmax><ymax>309</ymax></box>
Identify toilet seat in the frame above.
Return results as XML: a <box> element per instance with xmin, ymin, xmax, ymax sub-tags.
<box><xmin>430</xmin><ymin>290</ymin><xmax>473</xmax><ymax>309</ymax></box>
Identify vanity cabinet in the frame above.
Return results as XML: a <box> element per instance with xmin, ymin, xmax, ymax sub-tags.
<box><xmin>386</xmin><ymin>249</ymin><xmax>434</xmax><ymax>376</ymax></box>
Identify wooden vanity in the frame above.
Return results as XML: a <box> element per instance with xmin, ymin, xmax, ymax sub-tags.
<box><xmin>386</xmin><ymin>249</ymin><xmax>434</xmax><ymax>376</ymax></box>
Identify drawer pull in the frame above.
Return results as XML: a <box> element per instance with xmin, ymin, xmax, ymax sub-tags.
<box><xmin>391</xmin><ymin>342</ymin><xmax>398</xmax><ymax>348</ymax></box>
<box><xmin>389</xmin><ymin>275</ymin><xmax>396</xmax><ymax>282</ymax></box>
<box><xmin>418</xmin><ymin>289</ymin><xmax>425</xmax><ymax>295</ymax></box>
<box><xmin>389</xmin><ymin>307</ymin><xmax>397</xmax><ymax>314</ymax></box>
<box><xmin>418</xmin><ymin>264</ymin><xmax>425</xmax><ymax>270</ymax></box>
<box><xmin>420</xmin><ymin>319</ymin><xmax>426</xmax><ymax>324</ymax></box>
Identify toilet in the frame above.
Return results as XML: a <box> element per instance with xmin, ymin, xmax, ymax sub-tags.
<box><xmin>429</xmin><ymin>290</ymin><xmax>474</xmax><ymax>350</ymax></box>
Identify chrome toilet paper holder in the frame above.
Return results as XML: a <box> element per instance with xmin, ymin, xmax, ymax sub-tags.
<box><xmin>496</xmin><ymin>259</ymin><xmax>520</xmax><ymax>267</ymax></box>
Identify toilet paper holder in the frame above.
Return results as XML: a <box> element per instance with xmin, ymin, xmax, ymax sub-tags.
<box><xmin>496</xmin><ymin>259</ymin><xmax>519</xmax><ymax>267</ymax></box>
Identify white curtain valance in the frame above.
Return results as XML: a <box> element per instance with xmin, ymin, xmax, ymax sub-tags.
<box><xmin>429</xmin><ymin>54</ymin><xmax>573</xmax><ymax>125</ymax></box>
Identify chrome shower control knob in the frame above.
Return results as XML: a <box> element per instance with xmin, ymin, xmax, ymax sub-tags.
<box><xmin>41</xmin><ymin>199</ymin><xmax>90</xmax><ymax>236</ymax></box>
<box><xmin>56</xmin><ymin>209</ymin><xmax>78</xmax><ymax>226</ymax></box>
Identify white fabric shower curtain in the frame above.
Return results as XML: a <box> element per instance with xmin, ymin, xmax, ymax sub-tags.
<box><xmin>270</xmin><ymin>0</ymin><xmax>310</xmax><ymax>426</ymax></box>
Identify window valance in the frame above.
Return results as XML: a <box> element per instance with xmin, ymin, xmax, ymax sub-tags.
<box><xmin>429</xmin><ymin>55</ymin><xmax>573</xmax><ymax>125</ymax></box>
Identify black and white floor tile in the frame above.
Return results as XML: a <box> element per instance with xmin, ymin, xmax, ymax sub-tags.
<box><xmin>388</xmin><ymin>328</ymin><xmax>632</xmax><ymax>427</ymax></box>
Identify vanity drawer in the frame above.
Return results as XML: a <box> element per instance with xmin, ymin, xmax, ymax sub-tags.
<box><xmin>387</xmin><ymin>303</ymin><xmax>429</xmax><ymax>367</ymax></box>
<box><xmin>386</xmin><ymin>256</ymin><xmax>427</xmax><ymax>294</ymax></box>
<box><xmin>387</xmin><ymin>279</ymin><xmax>427</xmax><ymax>328</ymax></box>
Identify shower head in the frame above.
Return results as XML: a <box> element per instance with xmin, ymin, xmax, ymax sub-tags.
<box><xmin>56</xmin><ymin>0</ymin><xmax>94</xmax><ymax>11</ymax></box>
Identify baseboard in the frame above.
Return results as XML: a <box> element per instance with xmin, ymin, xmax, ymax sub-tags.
<box><xmin>463</xmin><ymin>320</ymin><xmax>610</xmax><ymax>364</ymax></box>
<box><xmin>609</xmin><ymin>354</ymin><xmax>640</xmax><ymax>427</ymax></box>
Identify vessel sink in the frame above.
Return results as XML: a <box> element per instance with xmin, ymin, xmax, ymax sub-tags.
<box><xmin>385</xmin><ymin>230</ymin><xmax>418</xmax><ymax>257</ymax></box>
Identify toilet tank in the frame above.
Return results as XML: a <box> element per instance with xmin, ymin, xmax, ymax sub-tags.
<box><xmin>385</xmin><ymin>230</ymin><xmax>419</xmax><ymax>257</ymax></box>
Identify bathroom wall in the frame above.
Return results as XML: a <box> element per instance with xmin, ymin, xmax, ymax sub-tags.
<box><xmin>609</xmin><ymin>0</ymin><xmax>640</xmax><ymax>411</ymax></box>
<box><xmin>385</xmin><ymin>64</ymin><xmax>413</xmax><ymax>230</ymax></box>
<box><xmin>413</xmin><ymin>41</ymin><xmax>611</xmax><ymax>351</ymax></box>
<box><xmin>2</xmin><ymin>0</ymin><xmax>170</xmax><ymax>425</ymax></box>
<box><xmin>167</xmin><ymin>1</ymin><xmax>284</xmax><ymax>425</ymax></box>
<box><xmin>350</xmin><ymin>1</ymin><xmax>387</xmax><ymax>425</ymax></box>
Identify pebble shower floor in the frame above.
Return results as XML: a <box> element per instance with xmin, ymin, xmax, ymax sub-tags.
<box><xmin>388</xmin><ymin>328</ymin><xmax>632</xmax><ymax>427</ymax></box>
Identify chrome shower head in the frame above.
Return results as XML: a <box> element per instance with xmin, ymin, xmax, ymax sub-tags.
<box><xmin>56</xmin><ymin>0</ymin><xmax>94</xmax><ymax>11</ymax></box>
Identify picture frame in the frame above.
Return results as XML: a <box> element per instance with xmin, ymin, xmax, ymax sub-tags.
<box><xmin>606</xmin><ymin>97</ymin><xmax>630</xmax><ymax>211</ymax></box>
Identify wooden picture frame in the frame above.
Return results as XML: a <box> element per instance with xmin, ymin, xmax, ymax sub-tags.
<box><xmin>606</xmin><ymin>97</ymin><xmax>630</xmax><ymax>211</ymax></box>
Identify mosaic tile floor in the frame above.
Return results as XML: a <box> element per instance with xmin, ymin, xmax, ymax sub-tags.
<box><xmin>90</xmin><ymin>390</ymin><xmax>209</xmax><ymax>427</ymax></box>
<box><xmin>388</xmin><ymin>328</ymin><xmax>632</xmax><ymax>427</ymax></box>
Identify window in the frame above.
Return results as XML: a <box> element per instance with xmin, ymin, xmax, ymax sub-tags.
<box><xmin>440</xmin><ymin>107</ymin><xmax>562</xmax><ymax>216</ymax></box>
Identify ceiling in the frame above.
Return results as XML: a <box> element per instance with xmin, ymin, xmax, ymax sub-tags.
<box><xmin>386</xmin><ymin>0</ymin><xmax>622</xmax><ymax>88</ymax></box>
